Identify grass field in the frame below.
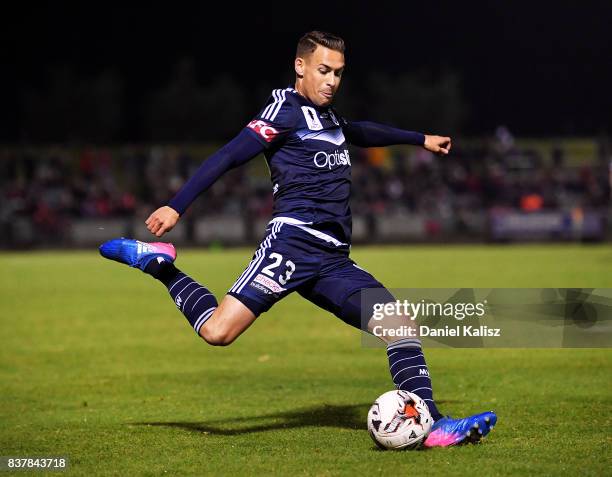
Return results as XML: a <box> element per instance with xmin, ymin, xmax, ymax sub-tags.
<box><xmin>1</xmin><ymin>244</ymin><xmax>611</xmax><ymax>476</ymax></box>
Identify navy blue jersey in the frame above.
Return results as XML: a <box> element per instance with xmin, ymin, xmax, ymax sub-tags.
<box><xmin>244</xmin><ymin>87</ymin><xmax>353</xmax><ymax>245</ymax></box>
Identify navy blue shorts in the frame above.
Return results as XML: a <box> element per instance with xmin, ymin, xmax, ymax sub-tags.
<box><xmin>227</xmin><ymin>221</ymin><xmax>390</xmax><ymax>327</ymax></box>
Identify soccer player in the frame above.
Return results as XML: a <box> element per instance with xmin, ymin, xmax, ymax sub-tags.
<box><xmin>100</xmin><ymin>31</ymin><xmax>496</xmax><ymax>447</ymax></box>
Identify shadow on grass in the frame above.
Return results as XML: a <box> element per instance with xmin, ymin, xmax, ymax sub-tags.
<box><xmin>131</xmin><ymin>399</ymin><xmax>461</xmax><ymax>436</ymax></box>
<box><xmin>132</xmin><ymin>402</ymin><xmax>370</xmax><ymax>435</ymax></box>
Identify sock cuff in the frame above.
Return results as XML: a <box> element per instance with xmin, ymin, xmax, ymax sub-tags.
<box><xmin>386</xmin><ymin>338</ymin><xmax>422</xmax><ymax>352</ymax></box>
<box><xmin>193</xmin><ymin>307</ymin><xmax>217</xmax><ymax>335</ymax></box>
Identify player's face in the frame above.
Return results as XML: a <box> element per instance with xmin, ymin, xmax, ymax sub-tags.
<box><xmin>295</xmin><ymin>46</ymin><xmax>345</xmax><ymax>107</ymax></box>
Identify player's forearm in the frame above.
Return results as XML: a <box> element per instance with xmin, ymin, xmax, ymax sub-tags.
<box><xmin>168</xmin><ymin>129</ymin><xmax>264</xmax><ymax>215</ymax></box>
<box><xmin>167</xmin><ymin>153</ymin><xmax>231</xmax><ymax>215</ymax></box>
<box><xmin>343</xmin><ymin>121</ymin><xmax>425</xmax><ymax>148</ymax></box>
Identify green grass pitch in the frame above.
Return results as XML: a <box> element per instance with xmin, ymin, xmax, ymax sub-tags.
<box><xmin>1</xmin><ymin>244</ymin><xmax>611</xmax><ymax>475</ymax></box>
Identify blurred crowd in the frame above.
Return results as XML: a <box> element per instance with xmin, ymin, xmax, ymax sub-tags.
<box><xmin>351</xmin><ymin>129</ymin><xmax>610</xmax><ymax>237</ymax></box>
<box><xmin>1</xmin><ymin>129</ymin><xmax>610</xmax><ymax>246</ymax></box>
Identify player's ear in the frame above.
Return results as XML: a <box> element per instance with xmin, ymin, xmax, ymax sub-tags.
<box><xmin>295</xmin><ymin>57</ymin><xmax>304</xmax><ymax>78</ymax></box>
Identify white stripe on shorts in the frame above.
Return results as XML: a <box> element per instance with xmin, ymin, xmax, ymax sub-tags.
<box><xmin>229</xmin><ymin>223</ymin><xmax>282</xmax><ymax>294</ymax></box>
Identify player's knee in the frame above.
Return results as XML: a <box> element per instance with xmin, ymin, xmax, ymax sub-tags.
<box><xmin>199</xmin><ymin>322</ymin><xmax>235</xmax><ymax>346</ymax></box>
<box><xmin>339</xmin><ymin>288</ymin><xmax>396</xmax><ymax>332</ymax></box>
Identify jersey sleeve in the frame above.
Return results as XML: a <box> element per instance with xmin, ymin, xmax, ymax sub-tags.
<box><xmin>339</xmin><ymin>112</ymin><xmax>425</xmax><ymax>147</ymax></box>
<box><xmin>167</xmin><ymin>129</ymin><xmax>265</xmax><ymax>214</ymax></box>
<box><xmin>244</xmin><ymin>89</ymin><xmax>297</xmax><ymax>148</ymax></box>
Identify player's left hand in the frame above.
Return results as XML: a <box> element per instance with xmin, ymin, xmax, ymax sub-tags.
<box><xmin>424</xmin><ymin>135</ymin><xmax>452</xmax><ymax>156</ymax></box>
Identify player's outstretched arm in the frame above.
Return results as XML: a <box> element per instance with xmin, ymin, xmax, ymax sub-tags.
<box><xmin>145</xmin><ymin>129</ymin><xmax>265</xmax><ymax>237</ymax></box>
<box><xmin>342</xmin><ymin>120</ymin><xmax>451</xmax><ymax>156</ymax></box>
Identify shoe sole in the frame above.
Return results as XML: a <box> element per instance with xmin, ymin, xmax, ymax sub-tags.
<box><xmin>423</xmin><ymin>412</ymin><xmax>497</xmax><ymax>448</ymax></box>
<box><xmin>460</xmin><ymin>413</ymin><xmax>496</xmax><ymax>445</ymax></box>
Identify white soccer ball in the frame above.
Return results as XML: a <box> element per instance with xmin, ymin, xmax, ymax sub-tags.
<box><xmin>367</xmin><ymin>390</ymin><xmax>433</xmax><ymax>450</ymax></box>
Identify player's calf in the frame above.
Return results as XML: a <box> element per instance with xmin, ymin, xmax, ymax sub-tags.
<box><xmin>100</xmin><ymin>238</ymin><xmax>219</xmax><ymax>338</ymax></box>
<box><xmin>385</xmin><ymin>338</ymin><xmax>444</xmax><ymax>422</ymax></box>
<box><xmin>341</xmin><ymin>291</ymin><xmax>444</xmax><ymax>422</ymax></box>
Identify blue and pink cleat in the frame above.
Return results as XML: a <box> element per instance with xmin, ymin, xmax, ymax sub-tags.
<box><xmin>99</xmin><ymin>238</ymin><xmax>176</xmax><ymax>270</ymax></box>
<box><xmin>424</xmin><ymin>411</ymin><xmax>497</xmax><ymax>447</ymax></box>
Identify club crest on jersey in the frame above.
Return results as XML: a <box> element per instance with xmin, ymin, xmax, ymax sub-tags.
<box><xmin>247</xmin><ymin>120</ymin><xmax>278</xmax><ymax>142</ymax></box>
<box><xmin>301</xmin><ymin>106</ymin><xmax>323</xmax><ymax>131</ymax></box>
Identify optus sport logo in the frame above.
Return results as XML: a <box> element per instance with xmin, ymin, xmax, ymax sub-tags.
<box><xmin>313</xmin><ymin>149</ymin><xmax>351</xmax><ymax>169</ymax></box>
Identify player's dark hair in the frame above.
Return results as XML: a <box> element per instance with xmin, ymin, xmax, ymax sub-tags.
<box><xmin>296</xmin><ymin>31</ymin><xmax>345</xmax><ymax>58</ymax></box>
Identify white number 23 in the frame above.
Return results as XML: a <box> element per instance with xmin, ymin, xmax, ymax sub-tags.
<box><xmin>261</xmin><ymin>253</ymin><xmax>296</xmax><ymax>285</ymax></box>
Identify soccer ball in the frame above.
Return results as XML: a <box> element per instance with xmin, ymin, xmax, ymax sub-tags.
<box><xmin>367</xmin><ymin>390</ymin><xmax>433</xmax><ymax>450</ymax></box>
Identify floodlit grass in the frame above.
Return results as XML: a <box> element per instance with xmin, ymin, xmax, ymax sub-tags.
<box><xmin>1</xmin><ymin>244</ymin><xmax>611</xmax><ymax>475</ymax></box>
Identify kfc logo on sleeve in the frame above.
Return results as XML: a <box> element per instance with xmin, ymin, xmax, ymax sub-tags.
<box><xmin>247</xmin><ymin>120</ymin><xmax>279</xmax><ymax>142</ymax></box>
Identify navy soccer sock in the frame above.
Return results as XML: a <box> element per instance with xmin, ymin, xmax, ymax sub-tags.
<box><xmin>144</xmin><ymin>261</ymin><xmax>218</xmax><ymax>335</ymax></box>
<box><xmin>387</xmin><ymin>339</ymin><xmax>443</xmax><ymax>421</ymax></box>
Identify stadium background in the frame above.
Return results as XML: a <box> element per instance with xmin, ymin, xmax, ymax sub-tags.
<box><xmin>2</xmin><ymin>2</ymin><xmax>611</xmax><ymax>249</ymax></box>
<box><xmin>1</xmin><ymin>2</ymin><xmax>611</xmax><ymax>475</ymax></box>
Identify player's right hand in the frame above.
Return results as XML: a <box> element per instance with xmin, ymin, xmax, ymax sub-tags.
<box><xmin>145</xmin><ymin>206</ymin><xmax>180</xmax><ymax>237</ymax></box>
